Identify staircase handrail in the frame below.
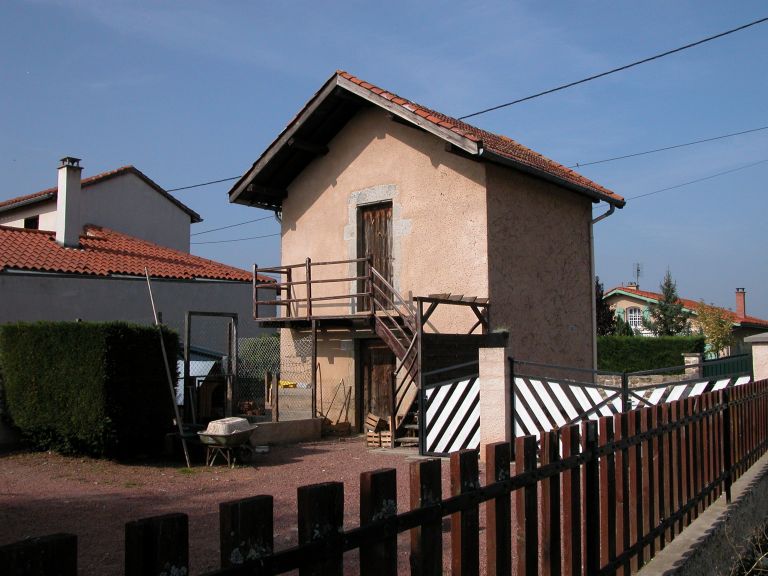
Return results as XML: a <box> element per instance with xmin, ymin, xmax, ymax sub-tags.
<box><xmin>369</xmin><ymin>267</ymin><xmax>417</xmax><ymax>331</ymax></box>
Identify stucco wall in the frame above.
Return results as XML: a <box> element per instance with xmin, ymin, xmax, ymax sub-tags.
<box><xmin>280</xmin><ymin>107</ymin><xmax>488</xmax><ymax>333</ymax></box>
<box><xmin>0</xmin><ymin>273</ymin><xmax>273</xmax><ymax>349</ymax></box>
<box><xmin>0</xmin><ymin>200</ymin><xmax>57</xmax><ymax>230</ymax></box>
<box><xmin>80</xmin><ymin>173</ymin><xmax>192</xmax><ymax>252</ymax></box>
<box><xmin>485</xmin><ymin>164</ymin><xmax>594</xmax><ymax>369</ymax></box>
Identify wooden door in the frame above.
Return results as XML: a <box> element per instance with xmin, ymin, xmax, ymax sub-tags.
<box><xmin>360</xmin><ymin>340</ymin><xmax>395</xmax><ymax>419</ymax></box>
<box><xmin>358</xmin><ymin>203</ymin><xmax>392</xmax><ymax>310</ymax></box>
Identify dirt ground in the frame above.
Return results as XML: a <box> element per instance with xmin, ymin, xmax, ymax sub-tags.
<box><xmin>0</xmin><ymin>438</ymin><xmax>487</xmax><ymax>575</ymax></box>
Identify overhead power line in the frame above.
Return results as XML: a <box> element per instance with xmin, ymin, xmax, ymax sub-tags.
<box><xmin>167</xmin><ymin>176</ymin><xmax>239</xmax><ymax>192</ymax></box>
<box><xmin>628</xmin><ymin>157</ymin><xmax>768</xmax><ymax>201</ymax></box>
<box><xmin>191</xmin><ymin>232</ymin><xmax>281</xmax><ymax>245</ymax></box>
<box><xmin>459</xmin><ymin>16</ymin><xmax>768</xmax><ymax>120</ymax></box>
<box><xmin>191</xmin><ymin>215</ymin><xmax>274</xmax><ymax>237</ymax></box>
<box><xmin>571</xmin><ymin>125</ymin><xmax>768</xmax><ymax>169</ymax></box>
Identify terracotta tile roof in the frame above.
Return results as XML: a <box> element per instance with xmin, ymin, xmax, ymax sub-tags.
<box><xmin>0</xmin><ymin>166</ymin><xmax>202</xmax><ymax>223</ymax></box>
<box><xmin>336</xmin><ymin>71</ymin><xmax>624</xmax><ymax>206</ymax></box>
<box><xmin>0</xmin><ymin>224</ymin><xmax>272</xmax><ymax>283</ymax></box>
<box><xmin>605</xmin><ymin>286</ymin><xmax>768</xmax><ymax>328</ymax></box>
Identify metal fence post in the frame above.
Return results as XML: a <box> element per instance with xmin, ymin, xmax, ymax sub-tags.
<box><xmin>509</xmin><ymin>357</ymin><xmax>516</xmax><ymax>460</ymax></box>
<box><xmin>621</xmin><ymin>371</ymin><xmax>629</xmax><ymax>412</ymax></box>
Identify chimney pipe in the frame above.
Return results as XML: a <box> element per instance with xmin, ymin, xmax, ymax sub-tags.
<box><xmin>56</xmin><ymin>156</ymin><xmax>82</xmax><ymax>247</ymax></box>
<box><xmin>736</xmin><ymin>288</ymin><xmax>746</xmax><ymax>318</ymax></box>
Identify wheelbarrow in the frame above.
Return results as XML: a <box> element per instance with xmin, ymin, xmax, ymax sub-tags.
<box><xmin>197</xmin><ymin>417</ymin><xmax>258</xmax><ymax>467</ymax></box>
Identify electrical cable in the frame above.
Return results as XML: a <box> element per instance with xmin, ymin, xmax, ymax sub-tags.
<box><xmin>458</xmin><ymin>16</ymin><xmax>768</xmax><ymax>120</ymax></box>
<box><xmin>571</xmin><ymin>125</ymin><xmax>768</xmax><ymax>168</ymax></box>
<box><xmin>628</xmin><ymin>158</ymin><xmax>768</xmax><ymax>201</ymax></box>
<box><xmin>166</xmin><ymin>176</ymin><xmax>239</xmax><ymax>192</ymax></box>
<box><xmin>191</xmin><ymin>232</ymin><xmax>281</xmax><ymax>245</ymax></box>
<box><xmin>191</xmin><ymin>214</ymin><xmax>274</xmax><ymax>236</ymax></box>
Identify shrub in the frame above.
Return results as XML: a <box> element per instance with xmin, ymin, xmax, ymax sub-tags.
<box><xmin>0</xmin><ymin>321</ymin><xmax>177</xmax><ymax>457</ymax></box>
<box><xmin>597</xmin><ymin>335</ymin><xmax>705</xmax><ymax>373</ymax></box>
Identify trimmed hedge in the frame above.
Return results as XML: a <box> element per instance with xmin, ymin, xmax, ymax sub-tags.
<box><xmin>0</xmin><ymin>321</ymin><xmax>177</xmax><ymax>457</ymax></box>
<box><xmin>598</xmin><ymin>335</ymin><xmax>705</xmax><ymax>373</ymax></box>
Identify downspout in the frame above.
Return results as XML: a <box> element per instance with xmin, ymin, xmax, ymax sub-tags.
<box><xmin>590</xmin><ymin>203</ymin><xmax>616</xmax><ymax>371</ymax></box>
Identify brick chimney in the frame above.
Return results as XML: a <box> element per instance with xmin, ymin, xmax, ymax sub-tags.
<box><xmin>56</xmin><ymin>157</ymin><xmax>83</xmax><ymax>247</ymax></box>
<box><xmin>736</xmin><ymin>288</ymin><xmax>746</xmax><ymax>318</ymax></box>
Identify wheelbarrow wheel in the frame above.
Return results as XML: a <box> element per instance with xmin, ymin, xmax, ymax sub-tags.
<box><xmin>237</xmin><ymin>444</ymin><xmax>254</xmax><ymax>464</ymax></box>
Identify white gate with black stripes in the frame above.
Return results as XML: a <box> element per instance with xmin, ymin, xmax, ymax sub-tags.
<box><xmin>420</xmin><ymin>368</ymin><xmax>480</xmax><ymax>457</ymax></box>
<box><xmin>512</xmin><ymin>359</ymin><xmax>752</xmax><ymax>440</ymax></box>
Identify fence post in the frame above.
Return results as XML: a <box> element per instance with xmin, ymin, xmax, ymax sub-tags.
<box><xmin>723</xmin><ymin>388</ymin><xmax>732</xmax><ymax>503</ymax></box>
<box><xmin>286</xmin><ymin>268</ymin><xmax>293</xmax><ymax>318</ymax></box>
<box><xmin>219</xmin><ymin>495</ymin><xmax>274</xmax><ymax>571</ymax></box>
<box><xmin>0</xmin><ymin>533</ymin><xmax>77</xmax><ymax>576</ymax></box>
<box><xmin>561</xmin><ymin>424</ymin><xmax>581</xmax><ymax>576</ymax></box>
<box><xmin>540</xmin><ymin>430</ymin><xmax>561</xmax><ymax>576</ymax></box>
<box><xmin>486</xmin><ymin>441</ymin><xmax>512</xmax><ymax>576</ymax></box>
<box><xmin>451</xmin><ymin>449</ymin><xmax>480</xmax><ymax>576</ymax></box>
<box><xmin>297</xmin><ymin>482</ymin><xmax>344</xmax><ymax>576</ymax></box>
<box><xmin>621</xmin><ymin>371</ymin><xmax>629</xmax><ymax>412</ymax></box>
<box><xmin>582</xmin><ymin>420</ymin><xmax>600</xmax><ymax>576</ymax></box>
<box><xmin>125</xmin><ymin>513</ymin><xmax>189</xmax><ymax>576</ymax></box>
<box><xmin>409</xmin><ymin>459</ymin><xmax>442</xmax><ymax>575</ymax></box>
<box><xmin>515</xmin><ymin>435</ymin><xmax>538</xmax><ymax>576</ymax></box>
<box><xmin>509</xmin><ymin>357</ymin><xmax>516</xmax><ymax>460</ymax></box>
<box><xmin>360</xmin><ymin>468</ymin><xmax>398</xmax><ymax>576</ymax></box>
<box><xmin>311</xmin><ymin>319</ymin><xmax>318</xmax><ymax>418</ymax></box>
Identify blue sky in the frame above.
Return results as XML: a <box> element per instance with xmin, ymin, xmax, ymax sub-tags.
<box><xmin>2</xmin><ymin>1</ymin><xmax>767</xmax><ymax>318</ymax></box>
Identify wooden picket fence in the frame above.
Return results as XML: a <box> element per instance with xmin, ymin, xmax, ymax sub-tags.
<box><xmin>3</xmin><ymin>379</ymin><xmax>768</xmax><ymax>576</ymax></box>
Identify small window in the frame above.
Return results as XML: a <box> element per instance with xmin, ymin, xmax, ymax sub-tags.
<box><xmin>23</xmin><ymin>215</ymin><xmax>39</xmax><ymax>230</ymax></box>
<box><xmin>627</xmin><ymin>307</ymin><xmax>643</xmax><ymax>329</ymax></box>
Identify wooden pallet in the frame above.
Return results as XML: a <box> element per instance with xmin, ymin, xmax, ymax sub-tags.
<box><xmin>365</xmin><ymin>431</ymin><xmax>393</xmax><ymax>448</ymax></box>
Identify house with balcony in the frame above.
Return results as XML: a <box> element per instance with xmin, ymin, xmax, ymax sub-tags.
<box><xmin>228</xmin><ymin>71</ymin><xmax>625</xmax><ymax>447</ymax></box>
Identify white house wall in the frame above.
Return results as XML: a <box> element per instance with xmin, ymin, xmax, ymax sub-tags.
<box><xmin>0</xmin><ymin>273</ymin><xmax>274</xmax><ymax>349</ymax></box>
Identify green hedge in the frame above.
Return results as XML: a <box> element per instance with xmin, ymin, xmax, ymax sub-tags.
<box><xmin>0</xmin><ymin>321</ymin><xmax>177</xmax><ymax>457</ymax></box>
<box><xmin>597</xmin><ymin>335</ymin><xmax>705</xmax><ymax>373</ymax></box>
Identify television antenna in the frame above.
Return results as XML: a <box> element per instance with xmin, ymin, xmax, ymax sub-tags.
<box><xmin>633</xmin><ymin>262</ymin><xmax>643</xmax><ymax>286</ymax></box>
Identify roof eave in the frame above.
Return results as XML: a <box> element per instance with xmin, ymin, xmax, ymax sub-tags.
<box><xmin>479</xmin><ymin>149</ymin><xmax>626</xmax><ymax>207</ymax></box>
<box><xmin>0</xmin><ymin>192</ymin><xmax>56</xmax><ymax>215</ymax></box>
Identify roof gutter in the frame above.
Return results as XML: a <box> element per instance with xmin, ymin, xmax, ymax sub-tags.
<box><xmin>591</xmin><ymin>203</ymin><xmax>615</xmax><ymax>225</ymax></box>
<box><xmin>0</xmin><ymin>192</ymin><xmax>56</xmax><ymax>215</ymax></box>
<box><xmin>478</xmin><ymin>148</ymin><xmax>625</xmax><ymax>208</ymax></box>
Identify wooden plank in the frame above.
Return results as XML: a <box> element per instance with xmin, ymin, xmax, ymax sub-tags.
<box><xmin>680</xmin><ymin>399</ymin><xmax>690</xmax><ymax>528</ymax></box>
<box><xmin>486</xmin><ymin>442</ymin><xmax>512</xmax><ymax>576</ymax></box>
<box><xmin>360</xmin><ymin>468</ymin><xmax>398</xmax><ymax>576</ymax></box>
<box><xmin>639</xmin><ymin>408</ymin><xmax>651</xmax><ymax>565</ymax></box>
<box><xmin>599</xmin><ymin>415</ymin><xmax>616</xmax><ymax>569</ymax></box>
<box><xmin>219</xmin><ymin>495</ymin><xmax>273</xmax><ymax>570</ymax></box>
<box><xmin>540</xmin><ymin>430</ymin><xmax>561</xmax><ymax>576</ymax></box>
<box><xmin>614</xmin><ymin>412</ymin><xmax>629</xmax><ymax>576</ymax></box>
<box><xmin>582</xmin><ymin>420</ymin><xmax>600</xmax><ymax>576</ymax></box>
<box><xmin>297</xmin><ymin>482</ymin><xmax>344</xmax><ymax>576</ymax></box>
<box><xmin>627</xmin><ymin>408</ymin><xmax>639</xmax><ymax>573</ymax></box>
<box><xmin>560</xmin><ymin>424</ymin><xmax>581</xmax><ymax>576</ymax></box>
<box><xmin>451</xmin><ymin>449</ymin><xmax>480</xmax><ymax>576</ymax></box>
<box><xmin>125</xmin><ymin>513</ymin><xmax>189</xmax><ymax>576</ymax></box>
<box><xmin>659</xmin><ymin>404</ymin><xmax>672</xmax><ymax>548</ymax></box>
<box><xmin>409</xmin><ymin>459</ymin><xmax>443</xmax><ymax>575</ymax></box>
<box><xmin>515</xmin><ymin>435</ymin><xmax>539</xmax><ymax>576</ymax></box>
<box><xmin>649</xmin><ymin>407</ymin><xmax>660</xmax><ymax>555</ymax></box>
<box><xmin>0</xmin><ymin>533</ymin><xmax>77</xmax><ymax>576</ymax></box>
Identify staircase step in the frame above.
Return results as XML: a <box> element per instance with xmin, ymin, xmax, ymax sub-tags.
<box><xmin>397</xmin><ymin>437</ymin><xmax>419</xmax><ymax>446</ymax></box>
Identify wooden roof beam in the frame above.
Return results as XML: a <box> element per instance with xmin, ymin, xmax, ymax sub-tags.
<box><xmin>287</xmin><ymin>137</ymin><xmax>328</xmax><ymax>156</ymax></box>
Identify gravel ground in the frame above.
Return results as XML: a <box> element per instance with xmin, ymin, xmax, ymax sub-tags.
<box><xmin>0</xmin><ymin>438</ymin><xmax>492</xmax><ymax>575</ymax></box>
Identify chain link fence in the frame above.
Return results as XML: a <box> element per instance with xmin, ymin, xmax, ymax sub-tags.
<box><xmin>237</xmin><ymin>333</ymin><xmax>314</xmax><ymax>421</ymax></box>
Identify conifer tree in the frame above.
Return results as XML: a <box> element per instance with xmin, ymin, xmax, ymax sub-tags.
<box><xmin>643</xmin><ymin>270</ymin><xmax>691</xmax><ymax>336</ymax></box>
<box><xmin>595</xmin><ymin>276</ymin><xmax>617</xmax><ymax>336</ymax></box>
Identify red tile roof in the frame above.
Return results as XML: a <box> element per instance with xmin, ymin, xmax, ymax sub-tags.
<box><xmin>0</xmin><ymin>224</ymin><xmax>271</xmax><ymax>283</ymax></box>
<box><xmin>605</xmin><ymin>286</ymin><xmax>768</xmax><ymax>329</ymax></box>
<box><xmin>0</xmin><ymin>166</ymin><xmax>202</xmax><ymax>223</ymax></box>
<box><xmin>336</xmin><ymin>71</ymin><xmax>623</xmax><ymax>205</ymax></box>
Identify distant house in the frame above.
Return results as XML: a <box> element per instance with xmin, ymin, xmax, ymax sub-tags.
<box><xmin>227</xmin><ymin>70</ymin><xmax>625</xmax><ymax>443</ymax></box>
<box><xmin>0</xmin><ymin>157</ymin><xmax>275</xmax><ymax>343</ymax></box>
<box><xmin>604</xmin><ymin>284</ymin><xmax>768</xmax><ymax>353</ymax></box>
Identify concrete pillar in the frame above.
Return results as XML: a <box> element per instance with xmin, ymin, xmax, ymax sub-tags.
<box><xmin>683</xmin><ymin>352</ymin><xmax>702</xmax><ymax>379</ymax></box>
<box><xmin>745</xmin><ymin>333</ymin><xmax>768</xmax><ymax>381</ymax></box>
<box><xmin>478</xmin><ymin>345</ymin><xmax>512</xmax><ymax>460</ymax></box>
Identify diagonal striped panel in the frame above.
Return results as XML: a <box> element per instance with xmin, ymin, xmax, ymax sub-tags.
<box><xmin>424</xmin><ymin>377</ymin><xmax>480</xmax><ymax>456</ymax></box>
<box><xmin>514</xmin><ymin>374</ymin><xmax>753</xmax><ymax>439</ymax></box>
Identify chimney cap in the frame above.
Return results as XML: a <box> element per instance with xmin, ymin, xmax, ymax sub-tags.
<box><xmin>59</xmin><ymin>157</ymin><xmax>82</xmax><ymax>168</ymax></box>
<box><xmin>736</xmin><ymin>287</ymin><xmax>745</xmax><ymax>293</ymax></box>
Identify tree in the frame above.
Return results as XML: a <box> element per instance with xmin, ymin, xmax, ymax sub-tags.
<box><xmin>615</xmin><ymin>316</ymin><xmax>635</xmax><ymax>336</ymax></box>
<box><xmin>595</xmin><ymin>276</ymin><xmax>617</xmax><ymax>336</ymax></box>
<box><xmin>695</xmin><ymin>300</ymin><xmax>734</xmax><ymax>358</ymax></box>
<box><xmin>642</xmin><ymin>270</ymin><xmax>691</xmax><ymax>336</ymax></box>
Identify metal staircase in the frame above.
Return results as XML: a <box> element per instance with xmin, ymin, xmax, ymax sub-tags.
<box><xmin>369</xmin><ymin>268</ymin><xmax>421</xmax><ymax>441</ymax></box>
